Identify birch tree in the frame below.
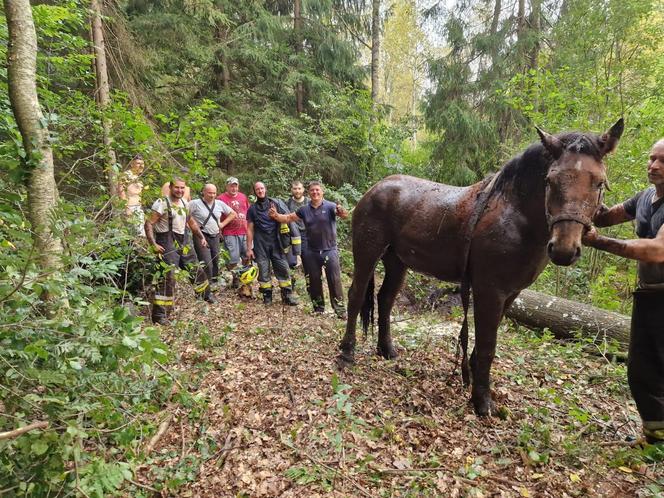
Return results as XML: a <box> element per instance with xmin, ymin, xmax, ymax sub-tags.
<box><xmin>91</xmin><ymin>0</ymin><xmax>119</xmax><ymax>196</ymax></box>
<box><xmin>4</xmin><ymin>0</ymin><xmax>64</xmax><ymax>272</ymax></box>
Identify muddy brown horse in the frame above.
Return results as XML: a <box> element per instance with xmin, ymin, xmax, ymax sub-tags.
<box><xmin>339</xmin><ymin>120</ymin><xmax>624</xmax><ymax>416</ymax></box>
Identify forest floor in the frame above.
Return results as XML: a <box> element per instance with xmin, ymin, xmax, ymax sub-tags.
<box><xmin>133</xmin><ymin>286</ymin><xmax>664</xmax><ymax>497</ymax></box>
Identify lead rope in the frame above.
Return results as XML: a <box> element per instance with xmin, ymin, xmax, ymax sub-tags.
<box><xmin>450</xmin><ymin>172</ymin><xmax>500</xmax><ymax>386</ymax></box>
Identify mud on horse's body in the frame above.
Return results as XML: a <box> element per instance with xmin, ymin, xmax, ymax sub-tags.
<box><xmin>339</xmin><ymin>120</ymin><xmax>624</xmax><ymax>416</ymax></box>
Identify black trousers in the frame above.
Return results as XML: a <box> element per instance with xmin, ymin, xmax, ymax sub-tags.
<box><xmin>628</xmin><ymin>289</ymin><xmax>664</xmax><ymax>440</ymax></box>
<box><xmin>301</xmin><ymin>247</ymin><xmax>344</xmax><ymax>314</ymax></box>
<box><xmin>194</xmin><ymin>231</ymin><xmax>221</xmax><ymax>283</ymax></box>
<box><xmin>152</xmin><ymin>232</ymin><xmax>209</xmax><ymax>321</ymax></box>
<box><xmin>254</xmin><ymin>231</ymin><xmax>291</xmax><ymax>293</ymax></box>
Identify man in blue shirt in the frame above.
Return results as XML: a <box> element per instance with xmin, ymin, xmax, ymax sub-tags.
<box><xmin>270</xmin><ymin>181</ymin><xmax>348</xmax><ymax>318</ymax></box>
<box><xmin>583</xmin><ymin>138</ymin><xmax>664</xmax><ymax>444</ymax></box>
<box><xmin>247</xmin><ymin>181</ymin><xmax>298</xmax><ymax>306</ymax></box>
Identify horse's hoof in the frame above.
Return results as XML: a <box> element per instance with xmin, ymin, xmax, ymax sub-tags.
<box><xmin>377</xmin><ymin>345</ymin><xmax>398</xmax><ymax>360</ymax></box>
<box><xmin>336</xmin><ymin>353</ymin><xmax>355</xmax><ymax>370</ymax></box>
<box><xmin>472</xmin><ymin>395</ymin><xmax>497</xmax><ymax>417</ymax></box>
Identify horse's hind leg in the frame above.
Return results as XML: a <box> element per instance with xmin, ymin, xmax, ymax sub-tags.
<box><xmin>376</xmin><ymin>248</ymin><xmax>407</xmax><ymax>360</ymax></box>
<box><xmin>469</xmin><ymin>288</ymin><xmax>507</xmax><ymax>416</ymax></box>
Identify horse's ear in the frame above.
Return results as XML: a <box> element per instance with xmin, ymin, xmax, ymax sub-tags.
<box><xmin>536</xmin><ymin>126</ymin><xmax>563</xmax><ymax>160</ymax></box>
<box><xmin>599</xmin><ymin>118</ymin><xmax>624</xmax><ymax>156</ymax></box>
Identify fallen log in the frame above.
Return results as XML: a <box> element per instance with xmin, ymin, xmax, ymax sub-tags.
<box><xmin>505</xmin><ymin>289</ymin><xmax>630</xmax><ymax>349</ymax></box>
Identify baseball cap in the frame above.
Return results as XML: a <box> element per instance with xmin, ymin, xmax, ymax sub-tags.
<box><xmin>226</xmin><ymin>176</ymin><xmax>239</xmax><ymax>185</ymax></box>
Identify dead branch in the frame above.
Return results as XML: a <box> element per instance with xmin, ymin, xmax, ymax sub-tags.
<box><xmin>144</xmin><ymin>411</ymin><xmax>174</xmax><ymax>455</ymax></box>
<box><xmin>127</xmin><ymin>478</ymin><xmax>159</xmax><ymax>493</ymax></box>
<box><xmin>0</xmin><ymin>420</ymin><xmax>49</xmax><ymax>441</ymax></box>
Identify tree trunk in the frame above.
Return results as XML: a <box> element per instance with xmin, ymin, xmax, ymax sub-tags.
<box><xmin>214</xmin><ymin>24</ymin><xmax>231</xmax><ymax>91</ymax></box>
<box><xmin>516</xmin><ymin>0</ymin><xmax>525</xmax><ymax>35</ymax></box>
<box><xmin>371</xmin><ymin>0</ymin><xmax>380</xmax><ymax>104</ymax></box>
<box><xmin>91</xmin><ymin>0</ymin><xmax>118</xmax><ymax>196</ymax></box>
<box><xmin>294</xmin><ymin>0</ymin><xmax>304</xmax><ymax>114</ymax></box>
<box><xmin>489</xmin><ymin>0</ymin><xmax>501</xmax><ymax>66</ymax></box>
<box><xmin>505</xmin><ymin>289</ymin><xmax>630</xmax><ymax>349</ymax></box>
<box><xmin>527</xmin><ymin>0</ymin><xmax>541</xmax><ymax>70</ymax></box>
<box><xmin>214</xmin><ymin>4</ymin><xmax>231</xmax><ymax>92</ymax></box>
<box><xmin>5</xmin><ymin>0</ymin><xmax>63</xmax><ymax>272</ymax></box>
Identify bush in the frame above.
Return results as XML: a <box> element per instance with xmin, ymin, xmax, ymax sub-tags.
<box><xmin>0</xmin><ymin>187</ymin><xmax>172</xmax><ymax>496</ymax></box>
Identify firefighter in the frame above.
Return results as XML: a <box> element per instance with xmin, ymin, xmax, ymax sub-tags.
<box><xmin>246</xmin><ymin>181</ymin><xmax>299</xmax><ymax>306</ymax></box>
<box><xmin>145</xmin><ymin>179</ymin><xmax>213</xmax><ymax>325</ymax></box>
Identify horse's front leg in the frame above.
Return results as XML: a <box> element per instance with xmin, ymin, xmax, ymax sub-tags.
<box><xmin>469</xmin><ymin>289</ymin><xmax>507</xmax><ymax>416</ymax></box>
<box><xmin>338</xmin><ymin>281</ymin><xmax>362</xmax><ymax>367</ymax></box>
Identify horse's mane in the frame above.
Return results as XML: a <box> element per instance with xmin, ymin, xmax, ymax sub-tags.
<box><xmin>492</xmin><ymin>132</ymin><xmax>604</xmax><ymax>195</ymax></box>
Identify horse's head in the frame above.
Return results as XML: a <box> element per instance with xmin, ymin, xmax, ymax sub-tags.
<box><xmin>537</xmin><ymin>119</ymin><xmax>624</xmax><ymax>266</ymax></box>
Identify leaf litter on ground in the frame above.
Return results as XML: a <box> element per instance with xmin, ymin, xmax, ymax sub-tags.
<box><xmin>135</xmin><ymin>288</ymin><xmax>663</xmax><ymax>497</ymax></box>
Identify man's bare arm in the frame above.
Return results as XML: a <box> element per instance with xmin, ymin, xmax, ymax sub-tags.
<box><xmin>246</xmin><ymin>222</ymin><xmax>255</xmax><ymax>259</ymax></box>
<box><xmin>145</xmin><ymin>211</ymin><xmax>164</xmax><ymax>253</ymax></box>
<box><xmin>582</xmin><ymin>224</ymin><xmax>664</xmax><ymax>263</ymax></box>
<box><xmin>188</xmin><ymin>217</ymin><xmax>207</xmax><ymax>246</ymax></box>
<box><xmin>593</xmin><ymin>203</ymin><xmax>633</xmax><ymax>227</ymax></box>
<box><xmin>219</xmin><ymin>210</ymin><xmax>237</xmax><ymax>230</ymax></box>
<box><xmin>275</xmin><ymin>212</ymin><xmax>300</xmax><ymax>223</ymax></box>
<box><xmin>268</xmin><ymin>205</ymin><xmax>299</xmax><ymax>224</ymax></box>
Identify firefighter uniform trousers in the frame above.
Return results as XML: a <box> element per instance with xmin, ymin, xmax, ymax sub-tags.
<box><xmin>254</xmin><ymin>230</ymin><xmax>291</xmax><ymax>294</ymax></box>
<box><xmin>629</xmin><ymin>289</ymin><xmax>664</xmax><ymax>442</ymax></box>
<box><xmin>152</xmin><ymin>231</ymin><xmax>210</xmax><ymax>321</ymax></box>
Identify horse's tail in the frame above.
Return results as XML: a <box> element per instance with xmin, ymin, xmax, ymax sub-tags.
<box><xmin>360</xmin><ymin>274</ymin><xmax>375</xmax><ymax>337</ymax></box>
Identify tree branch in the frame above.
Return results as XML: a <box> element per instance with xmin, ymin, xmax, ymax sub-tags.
<box><xmin>0</xmin><ymin>421</ymin><xmax>49</xmax><ymax>441</ymax></box>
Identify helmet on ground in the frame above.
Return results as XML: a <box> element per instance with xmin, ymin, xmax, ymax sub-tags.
<box><xmin>238</xmin><ymin>265</ymin><xmax>258</xmax><ymax>285</ymax></box>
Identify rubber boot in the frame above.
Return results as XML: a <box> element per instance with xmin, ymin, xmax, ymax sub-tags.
<box><xmin>281</xmin><ymin>287</ymin><xmax>298</xmax><ymax>306</ymax></box>
<box><xmin>261</xmin><ymin>288</ymin><xmax>273</xmax><ymax>305</ymax></box>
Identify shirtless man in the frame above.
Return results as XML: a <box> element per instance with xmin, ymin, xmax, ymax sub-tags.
<box><xmin>118</xmin><ymin>155</ymin><xmax>146</xmax><ymax>236</ymax></box>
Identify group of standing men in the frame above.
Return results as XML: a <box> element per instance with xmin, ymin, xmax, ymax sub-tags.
<box><xmin>138</xmin><ymin>176</ymin><xmax>348</xmax><ymax>325</ymax></box>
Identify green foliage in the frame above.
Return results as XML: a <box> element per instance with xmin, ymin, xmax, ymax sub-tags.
<box><xmin>0</xmin><ymin>184</ymin><xmax>173</xmax><ymax>496</ymax></box>
<box><xmin>156</xmin><ymin>99</ymin><xmax>230</xmax><ymax>186</ymax></box>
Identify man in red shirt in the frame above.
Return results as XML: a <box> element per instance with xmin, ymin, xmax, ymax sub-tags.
<box><xmin>218</xmin><ymin>177</ymin><xmax>250</xmax><ymax>288</ymax></box>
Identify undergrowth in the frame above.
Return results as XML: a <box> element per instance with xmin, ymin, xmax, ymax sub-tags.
<box><xmin>0</xmin><ymin>189</ymin><xmax>177</xmax><ymax>497</ymax></box>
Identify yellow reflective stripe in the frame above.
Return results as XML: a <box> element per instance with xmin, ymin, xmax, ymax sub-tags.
<box><xmin>194</xmin><ymin>280</ymin><xmax>209</xmax><ymax>293</ymax></box>
<box><xmin>278</xmin><ymin>280</ymin><xmax>292</xmax><ymax>288</ymax></box>
<box><xmin>291</xmin><ymin>237</ymin><xmax>301</xmax><ymax>245</ymax></box>
<box><xmin>154</xmin><ymin>299</ymin><xmax>174</xmax><ymax>306</ymax></box>
<box><xmin>280</xmin><ymin>223</ymin><xmax>290</xmax><ymax>234</ymax></box>
<box><xmin>154</xmin><ymin>295</ymin><xmax>173</xmax><ymax>302</ymax></box>
<box><xmin>259</xmin><ymin>282</ymin><xmax>272</xmax><ymax>289</ymax></box>
<box><xmin>644</xmin><ymin>427</ymin><xmax>664</xmax><ymax>441</ymax></box>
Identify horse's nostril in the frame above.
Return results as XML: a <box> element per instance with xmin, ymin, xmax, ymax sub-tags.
<box><xmin>547</xmin><ymin>241</ymin><xmax>554</xmax><ymax>255</ymax></box>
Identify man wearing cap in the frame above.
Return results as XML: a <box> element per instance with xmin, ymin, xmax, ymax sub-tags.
<box><xmin>189</xmin><ymin>183</ymin><xmax>237</xmax><ymax>288</ymax></box>
<box><xmin>218</xmin><ymin>177</ymin><xmax>250</xmax><ymax>288</ymax></box>
<box><xmin>145</xmin><ymin>178</ymin><xmax>212</xmax><ymax>325</ymax></box>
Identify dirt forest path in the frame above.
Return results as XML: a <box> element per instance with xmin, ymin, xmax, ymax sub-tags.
<box><xmin>139</xmin><ymin>292</ymin><xmax>661</xmax><ymax>497</ymax></box>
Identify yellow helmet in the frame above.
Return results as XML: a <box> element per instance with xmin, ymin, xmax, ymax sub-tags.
<box><xmin>239</xmin><ymin>265</ymin><xmax>258</xmax><ymax>285</ymax></box>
